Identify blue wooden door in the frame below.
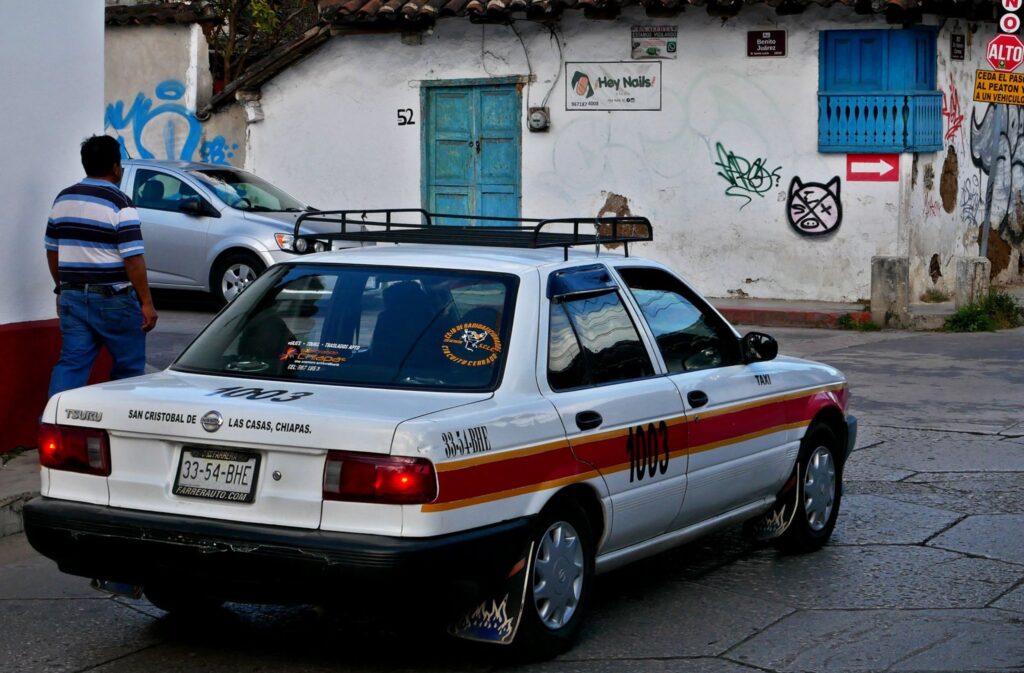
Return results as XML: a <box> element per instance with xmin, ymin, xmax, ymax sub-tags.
<box><xmin>424</xmin><ymin>83</ymin><xmax>521</xmax><ymax>225</ymax></box>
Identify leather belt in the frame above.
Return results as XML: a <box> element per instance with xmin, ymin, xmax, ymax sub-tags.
<box><xmin>59</xmin><ymin>283</ymin><xmax>132</xmax><ymax>297</ymax></box>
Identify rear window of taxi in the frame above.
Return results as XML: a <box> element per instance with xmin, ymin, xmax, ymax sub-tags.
<box><xmin>174</xmin><ymin>264</ymin><xmax>518</xmax><ymax>391</ymax></box>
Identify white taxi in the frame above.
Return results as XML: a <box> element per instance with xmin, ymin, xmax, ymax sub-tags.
<box><xmin>25</xmin><ymin>211</ymin><xmax>855</xmax><ymax>656</ymax></box>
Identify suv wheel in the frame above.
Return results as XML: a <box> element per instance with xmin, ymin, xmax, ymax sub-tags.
<box><xmin>213</xmin><ymin>252</ymin><xmax>265</xmax><ymax>305</ymax></box>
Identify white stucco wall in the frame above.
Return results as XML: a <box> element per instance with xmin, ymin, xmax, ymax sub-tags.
<box><xmin>250</xmin><ymin>6</ymin><xmax>954</xmax><ymax>302</ymax></box>
<box><xmin>0</xmin><ymin>0</ymin><xmax>104</xmax><ymax>325</ymax></box>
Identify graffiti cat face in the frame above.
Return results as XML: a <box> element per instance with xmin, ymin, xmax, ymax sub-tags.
<box><xmin>786</xmin><ymin>176</ymin><xmax>842</xmax><ymax>236</ymax></box>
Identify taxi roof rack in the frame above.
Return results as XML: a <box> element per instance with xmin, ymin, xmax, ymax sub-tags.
<box><xmin>293</xmin><ymin>209</ymin><xmax>653</xmax><ymax>261</ymax></box>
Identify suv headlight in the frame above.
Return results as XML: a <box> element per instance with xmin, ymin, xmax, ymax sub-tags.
<box><xmin>275</xmin><ymin>234</ymin><xmax>324</xmax><ymax>253</ymax></box>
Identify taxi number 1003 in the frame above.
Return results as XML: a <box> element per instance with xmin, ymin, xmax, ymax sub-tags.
<box><xmin>626</xmin><ymin>421</ymin><xmax>670</xmax><ymax>482</ymax></box>
<box><xmin>205</xmin><ymin>386</ymin><xmax>313</xmax><ymax>403</ymax></box>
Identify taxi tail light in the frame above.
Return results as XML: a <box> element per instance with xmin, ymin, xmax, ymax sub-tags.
<box><xmin>323</xmin><ymin>451</ymin><xmax>436</xmax><ymax>504</ymax></box>
<box><xmin>38</xmin><ymin>423</ymin><xmax>111</xmax><ymax>476</ymax></box>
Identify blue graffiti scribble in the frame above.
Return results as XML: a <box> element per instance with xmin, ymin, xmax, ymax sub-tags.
<box><xmin>104</xmin><ymin>80</ymin><xmax>235</xmax><ymax>165</ymax></box>
<box><xmin>200</xmin><ymin>138</ymin><xmax>238</xmax><ymax>165</ymax></box>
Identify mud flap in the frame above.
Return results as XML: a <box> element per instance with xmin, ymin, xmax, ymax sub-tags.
<box><xmin>448</xmin><ymin>541</ymin><xmax>534</xmax><ymax>645</ymax></box>
<box><xmin>90</xmin><ymin>579</ymin><xmax>143</xmax><ymax>599</ymax></box>
<box><xmin>748</xmin><ymin>464</ymin><xmax>801</xmax><ymax>541</ymax></box>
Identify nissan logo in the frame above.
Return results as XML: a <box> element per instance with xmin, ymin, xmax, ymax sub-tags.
<box><xmin>201</xmin><ymin>411</ymin><xmax>223</xmax><ymax>433</ymax></box>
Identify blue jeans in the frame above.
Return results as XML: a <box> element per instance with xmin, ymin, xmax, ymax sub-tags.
<box><xmin>48</xmin><ymin>289</ymin><xmax>146</xmax><ymax>398</ymax></box>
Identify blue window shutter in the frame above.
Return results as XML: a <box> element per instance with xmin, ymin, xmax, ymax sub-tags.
<box><xmin>819</xmin><ymin>28</ymin><xmax>940</xmax><ymax>152</ymax></box>
<box><xmin>823</xmin><ymin>30</ymin><xmax>886</xmax><ymax>92</ymax></box>
<box><xmin>889</xmin><ymin>29</ymin><xmax>936</xmax><ymax>91</ymax></box>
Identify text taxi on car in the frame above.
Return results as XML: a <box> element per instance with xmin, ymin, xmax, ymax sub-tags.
<box><xmin>25</xmin><ymin>209</ymin><xmax>855</xmax><ymax>656</ymax></box>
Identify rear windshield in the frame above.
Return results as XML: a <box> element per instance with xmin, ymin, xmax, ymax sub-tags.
<box><xmin>174</xmin><ymin>264</ymin><xmax>518</xmax><ymax>391</ymax></box>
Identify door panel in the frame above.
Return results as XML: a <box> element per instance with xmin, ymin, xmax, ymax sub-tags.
<box><xmin>424</xmin><ymin>83</ymin><xmax>521</xmax><ymax>224</ymax></box>
<box><xmin>479</xmin><ymin>189</ymin><xmax>517</xmax><ymax>219</ymax></box>
<box><xmin>478</xmin><ymin>88</ymin><xmax>520</xmax><ymax>191</ymax></box>
<box><xmin>131</xmin><ymin>168</ymin><xmax>210</xmax><ymax>286</ymax></box>
<box><xmin>541</xmin><ymin>267</ymin><xmax>687</xmax><ymax>552</ymax></box>
<box><xmin>613</xmin><ymin>266</ymin><xmax>789</xmax><ymax>530</ymax></box>
<box><xmin>434</xmin><ymin>141</ymin><xmax>474</xmax><ymax>183</ymax></box>
<box><xmin>551</xmin><ymin>381</ymin><xmax>687</xmax><ymax>551</ymax></box>
<box><xmin>667</xmin><ymin>367</ymin><xmax>787</xmax><ymax>529</ymax></box>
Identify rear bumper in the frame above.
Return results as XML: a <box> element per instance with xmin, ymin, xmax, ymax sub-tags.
<box><xmin>845</xmin><ymin>414</ymin><xmax>858</xmax><ymax>462</ymax></box>
<box><xmin>24</xmin><ymin>498</ymin><xmax>531</xmax><ymax>605</ymax></box>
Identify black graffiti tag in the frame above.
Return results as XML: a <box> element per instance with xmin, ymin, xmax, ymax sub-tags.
<box><xmin>786</xmin><ymin>176</ymin><xmax>842</xmax><ymax>237</ymax></box>
<box><xmin>714</xmin><ymin>142</ymin><xmax>782</xmax><ymax>209</ymax></box>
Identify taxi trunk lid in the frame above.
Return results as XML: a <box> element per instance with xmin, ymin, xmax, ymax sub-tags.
<box><xmin>50</xmin><ymin>371</ymin><xmax>490</xmax><ymax>529</ymax></box>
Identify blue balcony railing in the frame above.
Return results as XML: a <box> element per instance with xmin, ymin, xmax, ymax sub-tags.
<box><xmin>818</xmin><ymin>92</ymin><xmax>943</xmax><ymax>153</ymax></box>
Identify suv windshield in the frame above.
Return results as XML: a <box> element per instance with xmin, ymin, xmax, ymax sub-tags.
<box><xmin>174</xmin><ymin>264</ymin><xmax>518</xmax><ymax>391</ymax></box>
<box><xmin>188</xmin><ymin>168</ymin><xmax>306</xmax><ymax>212</ymax></box>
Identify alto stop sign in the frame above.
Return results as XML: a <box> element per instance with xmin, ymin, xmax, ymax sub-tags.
<box><xmin>987</xmin><ymin>34</ymin><xmax>1024</xmax><ymax>72</ymax></box>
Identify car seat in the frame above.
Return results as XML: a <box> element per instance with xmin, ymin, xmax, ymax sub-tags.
<box><xmin>138</xmin><ymin>179</ymin><xmax>166</xmax><ymax>210</ymax></box>
<box><xmin>238</xmin><ymin>310</ymin><xmax>295</xmax><ymax>362</ymax></box>
<box><xmin>370</xmin><ymin>281</ymin><xmax>436</xmax><ymax>370</ymax></box>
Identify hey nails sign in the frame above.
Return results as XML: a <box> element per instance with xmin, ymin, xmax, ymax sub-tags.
<box><xmin>847</xmin><ymin>154</ymin><xmax>899</xmax><ymax>182</ymax></box>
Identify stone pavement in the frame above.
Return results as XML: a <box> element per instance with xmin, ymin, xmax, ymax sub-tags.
<box><xmin>0</xmin><ymin>314</ymin><xmax>1022</xmax><ymax>672</ymax></box>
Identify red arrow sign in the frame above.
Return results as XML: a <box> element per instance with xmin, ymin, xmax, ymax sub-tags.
<box><xmin>846</xmin><ymin>154</ymin><xmax>899</xmax><ymax>182</ymax></box>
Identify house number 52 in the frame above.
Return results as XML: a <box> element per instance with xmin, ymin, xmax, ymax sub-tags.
<box><xmin>397</xmin><ymin>109</ymin><xmax>415</xmax><ymax>126</ymax></box>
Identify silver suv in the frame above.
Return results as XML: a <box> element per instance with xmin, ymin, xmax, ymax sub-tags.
<box><xmin>121</xmin><ymin>160</ymin><xmax>357</xmax><ymax>304</ymax></box>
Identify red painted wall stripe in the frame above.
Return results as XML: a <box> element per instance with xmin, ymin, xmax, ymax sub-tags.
<box><xmin>0</xmin><ymin>319</ymin><xmax>111</xmax><ymax>453</ymax></box>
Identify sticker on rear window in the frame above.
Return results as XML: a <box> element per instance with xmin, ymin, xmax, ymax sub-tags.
<box><xmin>280</xmin><ymin>341</ymin><xmax>351</xmax><ymax>372</ymax></box>
<box><xmin>442</xmin><ymin>322</ymin><xmax>502</xmax><ymax>367</ymax></box>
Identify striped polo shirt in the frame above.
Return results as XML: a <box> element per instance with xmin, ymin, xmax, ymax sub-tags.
<box><xmin>44</xmin><ymin>178</ymin><xmax>144</xmax><ymax>286</ymax></box>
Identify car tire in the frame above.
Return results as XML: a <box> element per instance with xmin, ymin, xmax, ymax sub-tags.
<box><xmin>514</xmin><ymin>501</ymin><xmax>595</xmax><ymax>658</ymax></box>
<box><xmin>776</xmin><ymin>423</ymin><xmax>843</xmax><ymax>554</ymax></box>
<box><xmin>143</xmin><ymin>582</ymin><xmax>224</xmax><ymax>616</ymax></box>
<box><xmin>213</xmin><ymin>252</ymin><xmax>265</xmax><ymax>306</ymax></box>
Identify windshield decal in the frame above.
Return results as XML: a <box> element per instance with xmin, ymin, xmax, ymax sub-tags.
<box><xmin>442</xmin><ymin>322</ymin><xmax>503</xmax><ymax>367</ymax></box>
<box><xmin>281</xmin><ymin>340</ymin><xmax>351</xmax><ymax>373</ymax></box>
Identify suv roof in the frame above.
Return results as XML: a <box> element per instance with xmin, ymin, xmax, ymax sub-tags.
<box><xmin>123</xmin><ymin>158</ymin><xmax>229</xmax><ymax>171</ymax></box>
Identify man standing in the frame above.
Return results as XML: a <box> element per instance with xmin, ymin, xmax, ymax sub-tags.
<box><xmin>45</xmin><ymin>135</ymin><xmax>158</xmax><ymax>398</ymax></box>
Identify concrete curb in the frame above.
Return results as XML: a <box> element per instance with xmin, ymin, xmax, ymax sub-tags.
<box><xmin>0</xmin><ymin>491</ymin><xmax>36</xmax><ymax>538</ymax></box>
<box><xmin>718</xmin><ymin>306</ymin><xmax>872</xmax><ymax>329</ymax></box>
<box><xmin>0</xmin><ymin>449</ymin><xmax>40</xmax><ymax>539</ymax></box>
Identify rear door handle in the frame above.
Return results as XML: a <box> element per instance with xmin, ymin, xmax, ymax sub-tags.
<box><xmin>575</xmin><ymin>410</ymin><xmax>603</xmax><ymax>431</ymax></box>
<box><xmin>687</xmin><ymin>390</ymin><xmax>709</xmax><ymax>409</ymax></box>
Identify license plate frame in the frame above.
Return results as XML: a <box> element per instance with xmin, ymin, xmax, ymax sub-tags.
<box><xmin>173</xmin><ymin>447</ymin><xmax>261</xmax><ymax>503</ymax></box>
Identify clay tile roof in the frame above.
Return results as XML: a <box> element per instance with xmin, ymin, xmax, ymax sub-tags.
<box><xmin>105</xmin><ymin>2</ymin><xmax>219</xmax><ymax>26</ymax></box>
<box><xmin>196</xmin><ymin>0</ymin><xmax>995</xmax><ymax>114</ymax></box>
<box><xmin>320</xmin><ymin>0</ymin><xmax>997</xmax><ymax>23</ymax></box>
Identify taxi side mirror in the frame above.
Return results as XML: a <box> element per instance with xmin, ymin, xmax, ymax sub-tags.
<box><xmin>741</xmin><ymin>331</ymin><xmax>778</xmax><ymax>363</ymax></box>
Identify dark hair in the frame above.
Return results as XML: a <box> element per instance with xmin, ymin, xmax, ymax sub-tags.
<box><xmin>80</xmin><ymin>135</ymin><xmax>122</xmax><ymax>177</ymax></box>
